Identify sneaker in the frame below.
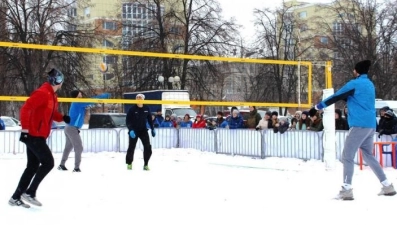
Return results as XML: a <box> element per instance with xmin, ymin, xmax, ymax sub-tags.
<box><xmin>143</xmin><ymin>165</ymin><xmax>150</xmax><ymax>171</ymax></box>
<box><xmin>58</xmin><ymin>165</ymin><xmax>68</xmax><ymax>171</ymax></box>
<box><xmin>21</xmin><ymin>193</ymin><xmax>42</xmax><ymax>206</ymax></box>
<box><xmin>127</xmin><ymin>164</ymin><xmax>132</xmax><ymax>170</ymax></box>
<box><xmin>8</xmin><ymin>198</ymin><xmax>30</xmax><ymax>208</ymax></box>
<box><xmin>335</xmin><ymin>186</ymin><xmax>354</xmax><ymax>200</ymax></box>
<box><xmin>378</xmin><ymin>184</ymin><xmax>397</xmax><ymax>196</ymax></box>
<box><xmin>73</xmin><ymin>168</ymin><xmax>81</xmax><ymax>172</ymax></box>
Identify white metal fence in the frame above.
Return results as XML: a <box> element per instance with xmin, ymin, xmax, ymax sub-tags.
<box><xmin>0</xmin><ymin>129</ymin><xmax>395</xmax><ymax>167</ymax></box>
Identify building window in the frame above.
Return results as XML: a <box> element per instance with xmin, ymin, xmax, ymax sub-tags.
<box><xmin>320</xmin><ymin>37</ymin><xmax>328</xmax><ymax>44</ymax></box>
<box><xmin>69</xmin><ymin>8</ymin><xmax>77</xmax><ymax>17</ymax></box>
<box><xmin>103</xmin><ymin>21</ymin><xmax>117</xmax><ymax>30</ymax></box>
<box><xmin>103</xmin><ymin>56</ymin><xmax>117</xmax><ymax>64</ymax></box>
<box><xmin>299</xmin><ymin>11</ymin><xmax>307</xmax><ymax>18</ymax></box>
<box><xmin>103</xmin><ymin>39</ymin><xmax>114</xmax><ymax>47</ymax></box>
<box><xmin>84</xmin><ymin>7</ymin><xmax>90</xmax><ymax>17</ymax></box>
<box><xmin>333</xmin><ymin>22</ymin><xmax>343</xmax><ymax>35</ymax></box>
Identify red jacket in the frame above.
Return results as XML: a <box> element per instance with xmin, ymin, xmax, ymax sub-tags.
<box><xmin>20</xmin><ymin>82</ymin><xmax>64</xmax><ymax>138</ymax></box>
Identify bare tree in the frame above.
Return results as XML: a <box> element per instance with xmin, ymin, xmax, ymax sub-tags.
<box><xmin>0</xmin><ymin>0</ymin><xmax>95</xmax><ymax>116</ymax></box>
<box><xmin>315</xmin><ymin>0</ymin><xmax>397</xmax><ymax>99</ymax></box>
<box><xmin>251</xmin><ymin>5</ymin><xmax>312</xmax><ymax>114</ymax></box>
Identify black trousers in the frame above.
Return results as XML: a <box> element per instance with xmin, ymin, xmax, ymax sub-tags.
<box><xmin>12</xmin><ymin>136</ymin><xmax>54</xmax><ymax>199</ymax></box>
<box><xmin>125</xmin><ymin>130</ymin><xmax>152</xmax><ymax>166</ymax></box>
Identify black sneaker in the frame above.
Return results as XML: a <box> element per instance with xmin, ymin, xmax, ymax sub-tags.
<box><xmin>58</xmin><ymin>165</ymin><xmax>68</xmax><ymax>171</ymax></box>
<box><xmin>8</xmin><ymin>198</ymin><xmax>30</xmax><ymax>208</ymax></box>
<box><xmin>73</xmin><ymin>168</ymin><xmax>81</xmax><ymax>172</ymax></box>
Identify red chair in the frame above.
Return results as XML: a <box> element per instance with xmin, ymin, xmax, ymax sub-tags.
<box><xmin>359</xmin><ymin>142</ymin><xmax>397</xmax><ymax>170</ymax></box>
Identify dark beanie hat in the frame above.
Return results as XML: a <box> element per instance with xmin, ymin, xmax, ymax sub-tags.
<box><xmin>271</xmin><ymin>111</ymin><xmax>278</xmax><ymax>116</ymax></box>
<box><xmin>302</xmin><ymin>111</ymin><xmax>309</xmax><ymax>116</ymax></box>
<box><xmin>47</xmin><ymin>68</ymin><xmax>64</xmax><ymax>86</ymax></box>
<box><xmin>354</xmin><ymin>60</ymin><xmax>371</xmax><ymax>74</ymax></box>
<box><xmin>217</xmin><ymin>111</ymin><xmax>223</xmax><ymax>116</ymax></box>
<box><xmin>70</xmin><ymin>90</ymin><xmax>80</xmax><ymax>98</ymax></box>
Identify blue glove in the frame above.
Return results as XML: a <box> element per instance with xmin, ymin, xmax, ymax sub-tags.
<box><xmin>151</xmin><ymin>129</ymin><xmax>156</xmax><ymax>137</ymax></box>
<box><xmin>129</xmin><ymin>130</ymin><xmax>136</xmax><ymax>138</ymax></box>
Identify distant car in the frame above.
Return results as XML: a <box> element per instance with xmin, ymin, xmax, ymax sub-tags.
<box><xmin>88</xmin><ymin>113</ymin><xmax>127</xmax><ymax>129</ymax></box>
<box><xmin>0</xmin><ymin>116</ymin><xmax>22</xmax><ymax>131</ymax></box>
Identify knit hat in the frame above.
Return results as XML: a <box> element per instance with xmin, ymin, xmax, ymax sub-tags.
<box><xmin>302</xmin><ymin>111</ymin><xmax>309</xmax><ymax>117</ymax></box>
<box><xmin>271</xmin><ymin>111</ymin><xmax>278</xmax><ymax>116</ymax></box>
<box><xmin>136</xmin><ymin>93</ymin><xmax>145</xmax><ymax>99</ymax></box>
<box><xmin>70</xmin><ymin>90</ymin><xmax>80</xmax><ymax>98</ymax></box>
<box><xmin>47</xmin><ymin>68</ymin><xmax>64</xmax><ymax>86</ymax></box>
<box><xmin>385</xmin><ymin>110</ymin><xmax>394</xmax><ymax>117</ymax></box>
<box><xmin>354</xmin><ymin>60</ymin><xmax>371</xmax><ymax>74</ymax></box>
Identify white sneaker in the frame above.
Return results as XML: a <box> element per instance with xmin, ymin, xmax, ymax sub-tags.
<box><xmin>8</xmin><ymin>198</ymin><xmax>30</xmax><ymax>208</ymax></box>
<box><xmin>21</xmin><ymin>193</ymin><xmax>42</xmax><ymax>206</ymax></box>
<box><xmin>378</xmin><ymin>184</ymin><xmax>397</xmax><ymax>196</ymax></box>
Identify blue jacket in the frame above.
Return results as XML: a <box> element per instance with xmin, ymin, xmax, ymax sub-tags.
<box><xmin>228</xmin><ymin>115</ymin><xmax>244</xmax><ymax>129</ymax></box>
<box><xmin>0</xmin><ymin>118</ymin><xmax>5</xmax><ymax>130</ymax></box>
<box><xmin>316</xmin><ymin>74</ymin><xmax>376</xmax><ymax>128</ymax></box>
<box><xmin>180</xmin><ymin>120</ymin><xmax>193</xmax><ymax>128</ymax></box>
<box><xmin>160</xmin><ymin>120</ymin><xmax>174</xmax><ymax>127</ymax></box>
<box><xmin>69</xmin><ymin>93</ymin><xmax>110</xmax><ymax>128</ymax></box>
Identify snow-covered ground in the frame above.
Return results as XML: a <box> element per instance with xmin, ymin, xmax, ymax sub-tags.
<box><xmin>1</xmin><ymin>148</ymin><xmax>396</xmax><ymax>225</ymax></box>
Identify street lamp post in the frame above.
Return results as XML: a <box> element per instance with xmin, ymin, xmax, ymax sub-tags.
<box><xmin>99</xmin><ymin>62</ymin><xmax>108</xmax><ymax>112</ymax></box>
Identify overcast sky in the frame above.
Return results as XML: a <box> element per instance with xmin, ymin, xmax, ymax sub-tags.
<box><xmin>217</xmin><ymin>0</ymin><xmax>333</xmax><ymax>42</ymax></box>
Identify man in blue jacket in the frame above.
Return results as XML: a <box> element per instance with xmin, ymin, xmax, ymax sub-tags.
<box><xmin>126</xmin><ymin>93</ymin><xmax>155</xmax><ymax>171</ymax></box>
<box><xmin>311</xmin><ymin>60</ymin><xmax>396</xmax><ymax>200</ymax></box>
<box><xmin>58</xmin><ymin>90</ymin><xmax>110</xmax><ymax>172</ymax></box>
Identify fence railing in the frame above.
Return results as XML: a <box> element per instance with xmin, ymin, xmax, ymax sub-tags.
<box><xmin>0</xmin><ymin>128</ymin><xmax>395</xmax><ymax>167</ymax></box>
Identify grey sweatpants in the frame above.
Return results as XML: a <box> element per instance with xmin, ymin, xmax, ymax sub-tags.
<box><xmin>342</xmin><ymin>127</ymin><xmax>387</xmax><ymax>185</ymax></box>
<box><xmin>60</xmin><ymin>125</ymin><xmax>83</xmax><ymax>169</ymax></box>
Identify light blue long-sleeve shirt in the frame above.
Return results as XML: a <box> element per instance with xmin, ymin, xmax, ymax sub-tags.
<box><xmin>69</xmin><ymin>93</ymin><xmax>110</xmax><ymax>128</ymax></box>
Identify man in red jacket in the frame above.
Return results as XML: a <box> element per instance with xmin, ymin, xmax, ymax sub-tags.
<box><xmin>8</xmin><ymin>68</ymin><xmax>70</xmax><ymax>208</ymax></box>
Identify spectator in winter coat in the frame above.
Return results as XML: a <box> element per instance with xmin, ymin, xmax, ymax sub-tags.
<box><xmin>296</xmin><ymin>111</ymin><xmax>311</xmax><ymax>130</ymax></box>
<box><xmin>335</xmin><ymin>109</ymin><xmax>349</xmax><ymax>130</ymax></box>
<box><xmin>179</xmin><ymin>114</ymin><xmax>193</xmax><ymax>128</ymax></box>
<box><xmin>309</xmin><ymin>111</ymin><xmax>324</xmax><ymax>131</ymax></box>
<box><xmin>290</xmin><ymin>111</ymin><xmax>301</xmax><ymax>130</ymax></box>
<box><xmin>227</xmin><ymin>109</ymin><xmax>244</xmax><ymax>129</ymax></box>
<box><xmin>377</xmin><ymin>106</ymin><xmax>390</xmax><ymax>132</ymax></box>
<box><xmin>155</xmin><ymin>109</ymin><xmax>164</xmax><ymax>125</ymax></box>
<box><xmin>256</xmin><ymin>111</ymin><xmax>273</xmax><ymax>130</ymax></box>
<box><xmin>246</xmin><ymin>106</ymin><xmax>262</xmax><ymax>129</ymax></box>
<box><xmin>0</xmin><ymin>113</ymin><xmax>5</xmax><ymax>130</ymax></box>
<box><xmin>273</xmin><ymin>117</ymin><xmax>289</xmax><ymax>134</ymax></box>
<box><xmin>378</xmin><ymin>109</ymin><xmax>397</xmax><ymax>138</ymax></box>
<box><xmin>9</xmin><ymin>68</ymin><xmax>70</xmax><ymax>208</ymax></box>
<box><xmin>58</xmin><ymin>90</ymin><xmax>110</xmax><ymax>172</ymax></box>
<box><xmin>160</xmin><ymin>115</ymin><xmax>174</xmax><ymax>127</ymax></box>
<box><xmin>192</xmin><ymin>114</ymin><xmax>206</xmax><ymax>128</ymax></box>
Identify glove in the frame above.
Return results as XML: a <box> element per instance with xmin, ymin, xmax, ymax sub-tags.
<box><xmin>129</xmin><ymin>130</ymin><xmax>136</xmax><ymax>138</ymax></box>
<box><xmin>63</xmin><ymin>115</ymin><xmax>71</xmax><ymax>124</ymax></box>
<box><xmin>19</xmin><ymin>132</ymin><xmax>29</xmax><ymax>144</ymax></box>
<box><xmin>151</xmin><ymin>129</ymin><xmax>156</xmax><ymax>137</ymax></box>
<box><xmin>255</xmin><ymin>127</ymin><xmax>260</xmax><ymax>131</ymax></box>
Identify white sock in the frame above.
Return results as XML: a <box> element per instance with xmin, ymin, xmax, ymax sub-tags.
<box><xmin>381</xmin><ymin>179</ymin><xmax>391</xmax><ymax>187</ymax></box>
<box><xmin>343</xmin><ymin>183</ymin><xmax>352</xmax><ymax>190</ymax></box>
